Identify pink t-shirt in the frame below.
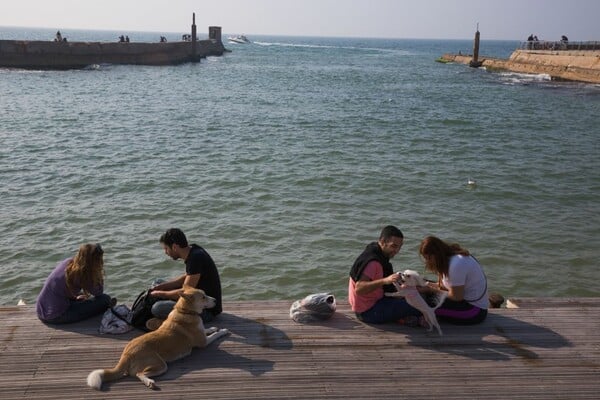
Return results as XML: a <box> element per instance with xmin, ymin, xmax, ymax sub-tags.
<box><xmin>348</xmin><ymin>260</ymin><xmax>384</xmax><ymax>313</ymax></box>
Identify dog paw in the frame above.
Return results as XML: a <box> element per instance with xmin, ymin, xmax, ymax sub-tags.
<box><xmin>145</xmin><ymin>378</ymin><xmax>157</xmax><ymax>389</ymax></box>
<box><xmin>205</xmin><ymin>326</ymin><xmax>218</xmax><ymax>334</ymax></box>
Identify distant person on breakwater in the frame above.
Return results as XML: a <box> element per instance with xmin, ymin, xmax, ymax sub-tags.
<box><xmin>36</xmin><ymin>243</ymin><xmax>115</xmax><ymax>324</ymax></box>
<box><xmin>145</xmin><ymin>228</ymin><xmax>222</xmax><ymax>330</ymax></box>
<box><xmin>526</xmin><ymin>34</ymin><xmax>539</xmax><ymax>49</ymax></box>
<box><xmin>54</xmin><ymin>31</ymin><xmax>62</xmax><ymax>42</ymax></box>
<box><xmin>527</xmin><ymin>34</ymin><xmax>537</xmax><ymax>49</ymax></box>
<box><xmin>417</xmin><ymin>236</ymin><xmax>488</xmax><ymax>325</ymax></box>
<box><xmin>348</xmin><ymin>225</ymin><xmax>423</xmax><ymax>325</ymax></box>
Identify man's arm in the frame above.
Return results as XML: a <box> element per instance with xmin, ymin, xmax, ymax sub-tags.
<box><xmin>149</xmin><ymin>274</ymin><xmax>190</xmax><ymax>300</ymax></box>
<box><xmin>152</xmin><ymin>274</ymin><xmax>186</xmax><ymax>290</ymax></box>
<box><xmin>183</xmin><ymin>273</ymin><xmax>200</xmax><ymax>289</ymax></box>
<box><xmin>355</xmin><ymin>271</ymin><xmax>401</xmax><ymax>295</ymax></box>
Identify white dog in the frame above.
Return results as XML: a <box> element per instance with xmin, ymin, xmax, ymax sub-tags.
<box><xmin>87</xmin><ymin>287</ymin><xmax>229</xmax><ymax>390</ymax></box>
<box><xmin>386</xmin><ymin>269</ymin><xmax>447</xmax><ymax>335</ymax></box>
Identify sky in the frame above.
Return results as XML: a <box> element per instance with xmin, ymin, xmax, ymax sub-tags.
<box><xmin>1</xmin><ymin>0</ymin><xmax>599</xmax><ymax>41</ymax></box>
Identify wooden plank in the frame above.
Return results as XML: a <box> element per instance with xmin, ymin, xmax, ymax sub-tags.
<box><xmin>1</xmin><ymin>299</ymin><xmax>599</xmax><ymax>399</ymax></box>
<box><xmin>506</xmin><ymin>297</ymin><xmax>600</xmax><ymax>308</ymax></box>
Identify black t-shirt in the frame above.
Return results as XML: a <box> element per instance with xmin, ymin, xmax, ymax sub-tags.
<box><xmin>185</xmin><ymin>244</ymin><xmax>222</xmax><ymax>315</ymax></box>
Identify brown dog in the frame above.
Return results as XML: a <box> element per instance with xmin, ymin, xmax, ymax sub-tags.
<box><xmin>87</xmin><ymin>287</ymin><xmax>229</xmax><ymax>390</ymax></box>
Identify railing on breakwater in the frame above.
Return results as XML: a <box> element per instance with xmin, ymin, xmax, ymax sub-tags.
<box><xmin>518</xmin><ymin>40</ymin><xmax>600</xmax><ymax>51</ymax></box>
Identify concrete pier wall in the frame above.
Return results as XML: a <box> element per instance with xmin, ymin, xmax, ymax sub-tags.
<box><xmin>0</xmin><ymin>35</ymin><xmax>225</xmax><ymax>69</ymax></box>
<box><xmin>440</xmin><ymin>49</ymin><xmax>600</xmax><ymax>84</ymax></box>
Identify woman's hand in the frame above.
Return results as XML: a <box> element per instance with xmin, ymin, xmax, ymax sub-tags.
<box><xmin>426</xmin><ymin>281</ymin><xmax>437</xmax><ymax>288</ymax></box>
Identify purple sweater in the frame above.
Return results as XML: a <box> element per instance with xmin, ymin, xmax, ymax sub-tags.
<box><xmin>36</xmin><ymin>258</ymin><xmax>104</xmax><ymax>321</ymax></box>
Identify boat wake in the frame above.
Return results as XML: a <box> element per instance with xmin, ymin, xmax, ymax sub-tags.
<box><xmin>496</xmin><ymin>71</ymin><xmax>552</xmax><ymax>85</ymax></box>
<box><xmin>253</xmin><ymin>41</ymin><xmax>412</xmax><ymax>56</ymax></box>
<box><xmin>253</xmin><ymin>41</ymin><xmax>340</xmax><ymax>49</ymax></box>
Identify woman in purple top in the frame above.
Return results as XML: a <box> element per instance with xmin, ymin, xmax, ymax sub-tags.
<box><xmin>36</xmin><ymin>243</ymin><xmax>113</xmax><ymax>324</ymax></box>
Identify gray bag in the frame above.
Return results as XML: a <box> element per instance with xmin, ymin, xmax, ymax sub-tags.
<box><xmin>99</xmin><ymin>304</ymin><xmax>133</xmax><ymax>334</ymax></box>
<box><xmin>290</xmin><ymin>293</ymin><xmax>336</xmax><ymax>323</ymax></box>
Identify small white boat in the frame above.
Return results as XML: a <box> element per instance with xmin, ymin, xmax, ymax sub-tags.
<box><xmin>228</xmin><ymin>35</ymin><xmax>250</xmax><ymax>44</ymax></box>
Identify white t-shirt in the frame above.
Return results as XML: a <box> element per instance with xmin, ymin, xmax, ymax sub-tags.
<box><xmin>442</xmin><ymin>254</ymin><xmax>488</xmax><ymax>309</ymax></box>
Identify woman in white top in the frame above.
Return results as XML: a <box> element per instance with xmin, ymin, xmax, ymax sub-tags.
<box><xmin>419</xmin><ymin>236</ymin><xmax>488</xmax><ymax>325</ymax></box>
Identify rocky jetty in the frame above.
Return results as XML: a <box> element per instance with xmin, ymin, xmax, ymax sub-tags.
<box><xmin>439</xmin><ymin>48</ymin><xmax>600</xmax><ymax>84</ymax></box>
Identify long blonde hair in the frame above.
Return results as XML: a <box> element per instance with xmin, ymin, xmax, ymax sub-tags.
<box><xmin>65</xmin><ymin>243</ymin><xmax>105</xmax><ymax>296</ymax></box>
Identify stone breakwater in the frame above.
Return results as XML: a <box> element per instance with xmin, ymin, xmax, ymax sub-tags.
<box><xmin>0</xmin><ymin>38</ymin><xmax>226</xmax><ymax>69</ymax></box>
<box><xmin>0</xmin><ymin>14</ymin><xmax>225</xmax><ymax>70</ymax></box>
<box><xmin>440</xmin><ymin>49</ymin><xmax>600</xmax><ymax>84</ymax></box>
<box><xmin>0</xmin><ymin>40</ymin><xmax>224</xmax><ymax>69</ymax></box>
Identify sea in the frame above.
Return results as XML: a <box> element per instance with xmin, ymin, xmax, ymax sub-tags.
<box><xmin>1</xmin><ymin>26</ymin><xmax>599</xmax><ymax>307</ymax></box>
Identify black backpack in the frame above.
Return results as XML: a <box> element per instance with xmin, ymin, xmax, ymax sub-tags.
<box><xmin>130</xmin><ymin>289</ymin><xmax>159</xmax><ymax>331</ymax></box>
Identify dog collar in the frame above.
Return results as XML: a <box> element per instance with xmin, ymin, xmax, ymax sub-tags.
<box><xmin>175</xmin><ymin>307</ymin><xmax>202</xmax><ymax>316</ymax></box>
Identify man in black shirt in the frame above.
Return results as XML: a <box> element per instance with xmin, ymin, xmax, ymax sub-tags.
<box><xmin>149</xmin><ymin>228</ymin><xmax>222</xmax><ymax>327</ymax></box>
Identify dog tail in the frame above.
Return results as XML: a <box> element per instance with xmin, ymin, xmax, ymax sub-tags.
<box><xmin>86</xmin><ymin>366</ymin><xmax>126</xmax><ymax>390</ymax></box>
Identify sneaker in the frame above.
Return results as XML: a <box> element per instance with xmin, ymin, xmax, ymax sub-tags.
<box><xmin>145</xmin><ymin>317</ymin><xmax>164</xmax><ymax>331</ymax></box>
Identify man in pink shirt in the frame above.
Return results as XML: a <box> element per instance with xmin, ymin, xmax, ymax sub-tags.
<box><xmin>348</xmin><ymin>225</ymin><xmax>422</xmax><ymax>324</ymax></box>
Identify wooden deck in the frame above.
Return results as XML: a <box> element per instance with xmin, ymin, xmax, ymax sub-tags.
<box><xmin>2</xmin><ymin>299</ymin><xmax>599</xmax><ymax>399</ymax></box>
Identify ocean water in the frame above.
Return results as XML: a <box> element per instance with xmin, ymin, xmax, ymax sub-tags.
<box><xmin>1</xmin><ymin>27</ymin><xmax>599</xmax><ymax>306</ymax></box>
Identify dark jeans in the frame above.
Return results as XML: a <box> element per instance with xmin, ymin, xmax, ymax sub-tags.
<box><xmin>356</xmin><ymin>296</ymin><xmax>422</xmax><ymax>324</ymax></box>
<box><xmin>151</xmin><ymin>300</ymin><xmax>215</xmax><ymax>324</ymax></box>
<box><xmin>43</xmin><ymin>294</ymin><xmax>112</xmax><ymax>324</ymax></box>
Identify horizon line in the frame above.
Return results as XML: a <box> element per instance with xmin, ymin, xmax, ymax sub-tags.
<box><xmin>0</xmin><ymin>25</ymin><xmax>525</xmax><ymax>42</ymax></box>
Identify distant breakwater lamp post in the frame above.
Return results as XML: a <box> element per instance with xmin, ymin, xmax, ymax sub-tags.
<box><xmin>469</xmin><ymin>23</ymin><xmax>482</xmax><ymax>68</ymax></box>
<box><xmin>191</xmin><ymin>12</ymin><xmax>198</xmax><ymax>62</ymax></box>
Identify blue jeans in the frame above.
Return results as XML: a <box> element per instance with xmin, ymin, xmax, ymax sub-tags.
<box><xmin>151</xmin><ymin>300</ymin><xmax>215</xmax><ymax>323</ymax></box>
<box><xmin>43</xmin><ymin>294</ymin><xmax>112</xmax><ymax>324</ymax></box>
<box><xmin>356</xmin><ymin>296</ymin><xmax>422</xmax><ymax>324</ymax></box>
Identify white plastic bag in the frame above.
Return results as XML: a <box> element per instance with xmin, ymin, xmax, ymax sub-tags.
<box><xmin>290</xmin><ymin>293</ymin><xmax>336</xmax><ymax>323</ymax></box>
<box><xmin>99</xmin><ymin>304</ymin><xmax>134</xmax><ymax>334</ymax></box>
